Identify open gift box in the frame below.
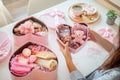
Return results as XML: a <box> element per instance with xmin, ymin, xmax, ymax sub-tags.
<box><xmin>13</xmin><ymin>17</ymin><xmax>48</xmax><ymax>48</ymax></box>
<box><xmin>9</xmin><ymin>42</ymin><xmax>58</xmax><ymax>80</ymax></box>
<box><xmin>56</xmin><ymin>23</ymin><xmax>89</xmax><ymax>53</ymax></box>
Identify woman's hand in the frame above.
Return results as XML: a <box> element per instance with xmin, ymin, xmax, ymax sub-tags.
<box><xmin>57</xmin><ymin>39</ymin><xmax>71</xmax><ymax>61</ymax></box>
<box><xmin>57</xmin><ymin>39</ymin><xmax>77</xmax><ymax>72</ymax></box>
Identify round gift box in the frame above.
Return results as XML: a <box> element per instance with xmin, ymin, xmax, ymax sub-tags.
<box><xmin>9</xmin><ymin>42</ymin><xmax>58</xmax><ymax>80</ymax></box>
<box><xmin>56</xmin><ymin>23</ymin><xmax>89</xmax><ymax>53</ymax></box>
<box><xmin>13</xmin><ymin>16</ymin><xmax>48</xmax><ymax>48</ymax></box>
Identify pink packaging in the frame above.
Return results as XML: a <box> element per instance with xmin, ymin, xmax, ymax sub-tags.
<box><xmin>0</xmin><ymin>31</ymin><xmax>11</xmax><ymax>62</ymax></box>
<box><xmin>38</xmin><ymin>9</ymin><xmax>66</xmax><ymax>30</ymax></box>
<box><xmin>97</xmin><ymin>27</ymin><xmax>119</xmax><ymax>48</ymax></box>
<box><xmin>13</xmin><ymin>17</ymin><xmax>48</xmax><ymax>48</ymax></box>
<box><xmin>56</xmin><ymin>23</ymin><xmax>89</xmax><ymax>53</ymax></box>
<box><xmin>9</xmin><ymin>42</ymin><xmax>58</xmax><ymax>80</ymax></box>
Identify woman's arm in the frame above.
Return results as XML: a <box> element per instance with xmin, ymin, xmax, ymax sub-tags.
<box><xmin>57</xmin><ymin>30</ymin><xmax>120</xmax><ymax>80</ymax></box>
<box><xmin>57</xmin><ymin>40</ymin><xmax>86</xmax><ymax>80</ymax></box>
<box><xmin>57</xmin><ymin>40</ymin><xmax>77</xmax><ymax>72</ymax></box>
<box><xmin>89</xmin><ymin>29</ymin><xmax>114</xmax><ymax>52</ymax></box>
<box><xmin>57</xmin><ymin>29</ymin><xmax>114</xmax><ymax>71</ymax></box>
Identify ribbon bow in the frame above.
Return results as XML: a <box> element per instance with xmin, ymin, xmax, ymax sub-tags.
<box><xmin>47</xmin><ymin>9</ymin><xmax>64</xmax><ymax>18</ymax></box>
<box><xmin>98</xmin><ymin>28</ymin><xmax>114</xmax><ymax>39</ymax></box>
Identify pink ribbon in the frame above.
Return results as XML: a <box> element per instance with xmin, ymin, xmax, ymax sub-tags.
<box><xmin>18</xmin><ymin>21</ymin><xmax>34</xmax><ymax>34</ymax></box>
<box><xmin>83</xmin><ymin>5</ymin><xmax>96</xmax><ymax>15</ymax></box>
<box><xmin>10</xmin><ymin>55</ymin><xmax>34</xmax><ymax>76</ymax></box>
<box><xmin>47</xmin><ymin>9</ymin><xmax>64</xmax><ymax>18</ymax></box>
<box><xmin>98</xmin><ymin>28</ymin><xmax>114</xmax><ymax>39</ymax></box>
<box><xmin>0</xmin><ymin>39</ymin><xmax>9</xmax><ymax>57</ymax></box>
<box><xmin>45</xmin><ymin>9</ymin><xmax>65</xmax><ymax>27</ymax></box>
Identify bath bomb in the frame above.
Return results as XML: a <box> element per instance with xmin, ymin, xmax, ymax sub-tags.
<box><xmin>22</xmin><ymin>48</ymin><xmax>31</xmax><ymax>57</ymax></box>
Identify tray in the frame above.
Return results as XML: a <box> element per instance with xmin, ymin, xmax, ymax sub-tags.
<box><xmin>68</xmin><ymin>3</ymin><xmax>100</xmax><ymax>24</ymax></box>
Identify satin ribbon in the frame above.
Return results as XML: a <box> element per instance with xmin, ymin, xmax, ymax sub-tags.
<box><xmin>47</xmin><ymin>9</ymin><xmax>64</xmax><ymax>18</ymax></box>
<box><xmin>98</xmin><ymin>28</ymin><xmax>113</xmax><ymax>39</ymax></box>
<box><xmin>46</xmin><ymin>9</ymin><xmax>64</xmax><ymax>26</ymax></box>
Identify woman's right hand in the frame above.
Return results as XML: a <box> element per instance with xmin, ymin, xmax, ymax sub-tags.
<box><xmin>57</xmin><ymin>39</ymin><xmax>77</xmax><ymax>72</ymax></box>
<box><xmin>57</xmin><ymin>39</ymin><xmax>72</xmax><ymax>61</ymax></box>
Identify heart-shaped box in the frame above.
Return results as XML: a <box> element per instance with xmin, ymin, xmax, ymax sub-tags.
<box><xmin>13</xmin><ymin>17</ymin><xmax>48</xmax><ymax>48</ymax></box>
<box><xmin>56</xmin><ymin>23</ymin><xmax>89</xmax><ymax>53</ymax></box>
<box><xmin>9</xmin><ymin>42</ymin><xmax>58</xmax><ymax>80</ymax></box>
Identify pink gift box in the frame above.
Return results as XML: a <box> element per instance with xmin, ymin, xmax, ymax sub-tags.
<box><xmin>56</xmin><ymin>23</ymin><xmax>89</xmax><ymax>53</ymax></box>
<box><xmin>9</xmin><ymin>42</ymin><xmax>58</xmax><ymax>80</ymax></box>
<box><xmin>0</xmin><ymin>31</ymin><xmax>11</xmax><ymax>63</ymax></box>
<box><xmin>97</xmin><ymin>27</ymin><xmax>119</xmax><ymax>48</ymax></box>
<box><xmin>13</xmin><ymin>17</ymin><xmax>48</xmax><ymax>48</ymax></box>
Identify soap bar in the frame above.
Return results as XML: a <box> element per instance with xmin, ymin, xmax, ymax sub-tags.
<box><xmin>36</xmin><ymin>59</ymin><xmax>57</xmax><ymax>70</ymax></box>
<box><xmin>36</xmin><ymin>51</ymin><xmax>57</xmax><ymax>59</ymax></box>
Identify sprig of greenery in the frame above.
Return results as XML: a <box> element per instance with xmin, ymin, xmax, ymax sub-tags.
<box><xmin>106</xmin><ymin>9</ymin><xmax>117</xmax><ymax>20</ymax></box>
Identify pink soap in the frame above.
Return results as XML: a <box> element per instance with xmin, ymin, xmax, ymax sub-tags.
<box><xmin>18</xmin><ymin>20</ymin><xmax>34</xmax><ymax>34</ymax></box>
<box><xmin>10</xmin><ymin>55</ymin><xmax>34</xmax><ymax>76</ymax></box>
<box><xmin>11</xmin><ymin>65</ymin><xmax>31</xmax><ymax>73</ymax></box>
<box><xmin>29</xmin><ymin>55</ymin><xmax>37</xmax><ymax>63</ymax></box>
<box><xmin>11</xmin><ymin>62</ymin><xmax>33</xmax><ymax>68</ymax></box>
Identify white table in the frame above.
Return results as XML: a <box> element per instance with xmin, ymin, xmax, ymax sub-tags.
<box><xmin>0</xmin><ymin>0</ymin><xmax>119</xmax><ymax>80</ymax></box>
<box><xmin>0</xmin><ymin>0</ymin><xmax>13</xmax><ymax>27</ymax></box>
